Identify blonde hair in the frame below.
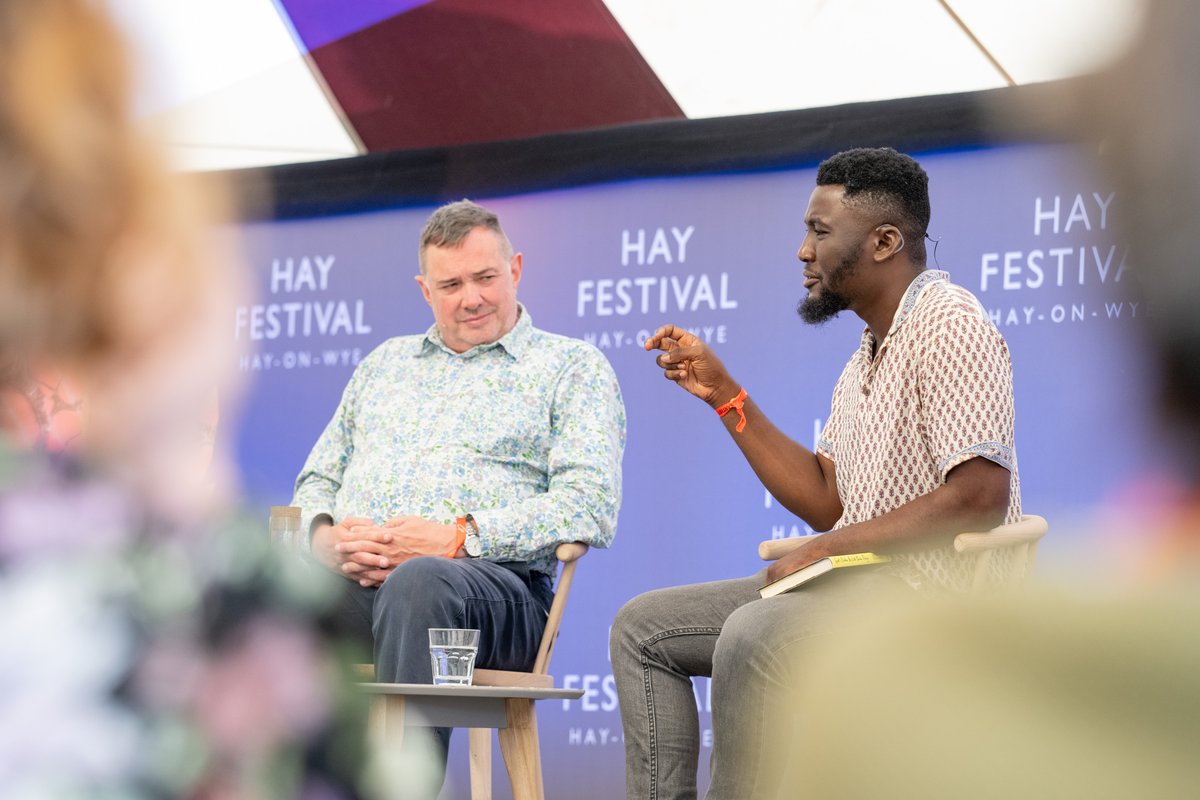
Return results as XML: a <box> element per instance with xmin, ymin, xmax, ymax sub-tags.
<box><xmin>0</xmin><ymin>0</ymin><xmax>229</xmax><ymax>378</ymax></box>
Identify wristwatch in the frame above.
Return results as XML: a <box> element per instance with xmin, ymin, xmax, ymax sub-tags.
<box><xmin>459</xmin><ymin>514</ymin><xmax>482</xmax><ymax>557</ymax></box>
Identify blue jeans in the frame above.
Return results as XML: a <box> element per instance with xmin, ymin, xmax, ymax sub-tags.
<box><xmin>334</xmin><ymin>557</ymin><xmax>553</xmax><ymax>790</ymax></box>
<box><xmin>610</xmin><ymin>569</ymin><xmax>913</xmax><ymax>800</ymax></box>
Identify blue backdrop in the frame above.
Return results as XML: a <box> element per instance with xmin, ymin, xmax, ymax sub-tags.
<box><xmin>230</xmin><ymin>141</ymin><xmax>1148</xmax><ymax>798</ymax></box>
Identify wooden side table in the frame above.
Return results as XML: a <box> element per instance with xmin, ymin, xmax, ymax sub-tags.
<box><xmin>360</xmin><ymin>681</ymin><xmax>585</xmax><ymax>800</ymax></box>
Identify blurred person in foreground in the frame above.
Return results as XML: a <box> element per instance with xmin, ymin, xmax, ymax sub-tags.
<box><xmin>0</xmin><ymin>1</ymin><xmax>378</xmax><ymax>796</ymax></box>
<box><xmin>611</xmin><ymin>147</ymin><xmax>1021</xmax><ymax>800</ymax></box>
<box><xmin>290</xmin><ymin>199</ymin><xmax>626</xmax><ymax>788</ymax></box>
<box><xmin>779</xmin><ymin>3</ymin><xmax>1200</xmax><ymax>797</ymax></box>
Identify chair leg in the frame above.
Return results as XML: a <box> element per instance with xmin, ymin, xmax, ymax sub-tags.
<box><xmin>497</xmin><ymin>699</ymin><xmax>544</xmax><ymax>800</ymax></box>
<box><xmin>468</xmin><ymin>727</ymin><xmax>493</xmax><ymax>800</ymax></box>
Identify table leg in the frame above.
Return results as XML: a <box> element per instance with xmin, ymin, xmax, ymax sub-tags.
<box><xmin>497</xmin><ymin>699</ymin><xmax>543</xmax><ymax>800</ymax></box>
<box><xmin>469</xmin><ymin>727</ymin><xmax>493</xmax><ymax>800</ymax></box>
<box><xmin>367</xmin><ymin>694</ymin><xmax>407</xmax><ymax>750</ymax></box>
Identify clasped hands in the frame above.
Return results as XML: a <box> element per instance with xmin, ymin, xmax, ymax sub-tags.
<box><xmin>312</xmin><ymin>516</ymin><xmax>460</xmax><ymax>588</ymax></box>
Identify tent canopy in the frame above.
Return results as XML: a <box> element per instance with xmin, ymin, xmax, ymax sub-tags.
<box><xmin>106</xmin><ymin>0</ymin><xmax>1144</xmax><ymax>171</ymax></box>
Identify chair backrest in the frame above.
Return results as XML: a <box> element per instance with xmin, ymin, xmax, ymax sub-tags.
<box><xmin>954</xmin><ymin>514</ymin><xmax>1048</xmax><ymax>593</ymax></box>
<box><xmin>269</xmin><ymin>505</ymin><xmax>302</xmax><ymax>549</ymax></box>
<box><xmin>531</xmin><ymin>542</ymin><xmax>588</xmax><ymax>676</ymax></box>
<box><xmin>472</xmin><ymin>542</ymin><xmax>588</xmax><ymax>688</ymax></box>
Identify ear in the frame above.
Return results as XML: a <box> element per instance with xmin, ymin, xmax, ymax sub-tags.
<box><xmin>415</xmin><ymin>274</ymin><xmax>433</xmax><ymax>306</ymax></box>
<box><xmin>510</xmin><ymin>252</ymin><xmax>523</xmax><ymax>289</ymax></box>
<box><xmin>872</xmin><ymin>225</ymin><xmax>906</xmax><ymax>262</ymax></box>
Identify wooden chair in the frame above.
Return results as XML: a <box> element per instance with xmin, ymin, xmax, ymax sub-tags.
<box><xmin>456</xmin><ymin>540</ymin><xmax>588</xmax><ymax>800</ymax></box>
<box><xmin>270</xmin><ymin>505</ymin><xmax>588</xmax><ymax>800</ymax></box>
<box><xmin>361</xmin><ymin>540</ymin><xmax>587</xmax><ymax>800</ymax></box>
<box><xmin>757</xmin><ymin>514</ymin><xmax>1049</xmax><ymax>593</ymax></box>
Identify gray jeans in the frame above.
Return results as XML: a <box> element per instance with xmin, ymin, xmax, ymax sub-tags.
<box><xmin>610</xmin><ymin>568</ymin><xmax>913</xmax><ymax>800</ymax></box>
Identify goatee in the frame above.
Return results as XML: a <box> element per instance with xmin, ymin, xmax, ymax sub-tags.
<box><xmin>797</xmin><ymin>250</ymin><xmax>856</xmax><ymax>324</ymax></box>
<box><xmin>797</xmin><ymin>289</ymin><xmax>850</xmax><ymax>324</ymax></box>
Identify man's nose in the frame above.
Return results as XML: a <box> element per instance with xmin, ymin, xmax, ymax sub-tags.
<box><xmin>462</xmin><ymin>281</ymin><xmax>483</xmax><ymax>306</ymax></box>
<box><xmin>797</xmin><ymin>235</ymin><xmax>815</xmax><ymax>263</ymax></box>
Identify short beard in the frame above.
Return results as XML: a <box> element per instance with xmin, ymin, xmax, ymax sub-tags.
<box><xmin>797</xmin><ymin>287</ymin><xmax>851</xmax><ymax>324</ymax></box>
<box><xmin>797</xmin><ymin>250</ymin><xmax>856</xmax><ymax>325</ymax></box>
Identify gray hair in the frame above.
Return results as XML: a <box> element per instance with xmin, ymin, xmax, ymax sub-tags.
<box><xmin>417</xmin><ymin>199</ymin><xmax>512</xmax><ymax>272</ymax></box>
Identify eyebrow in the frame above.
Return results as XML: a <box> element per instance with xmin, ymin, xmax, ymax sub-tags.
<box><xmin>436</xmin><ymin>267</ymin><xmax>498</xmax><ymax>287</ymax></box>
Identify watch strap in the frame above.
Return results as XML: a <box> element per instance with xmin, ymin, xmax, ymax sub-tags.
<box><xmin>449</xmin><ymin>517</ymin><xmax>469</xmax><ymax>557</ymax></box>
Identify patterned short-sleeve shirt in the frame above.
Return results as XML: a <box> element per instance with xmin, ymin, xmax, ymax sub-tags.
<box><xmin>816</xmin><ymin>270</ymin><xmax>1020</xmax><ymax>592</ymax></box>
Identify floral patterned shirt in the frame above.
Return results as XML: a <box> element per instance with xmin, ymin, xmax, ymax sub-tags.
<box><xmin>817</xmin><ymin>270</ymin><xmax>1021</xmax><ymax>592</ymax></box>
<box><xmin>292</xmin><ymin>306</ymin><xmax>626</xmax><ymax>577</ymax></box>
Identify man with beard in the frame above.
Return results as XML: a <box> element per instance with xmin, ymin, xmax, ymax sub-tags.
<box><xmin>610</xmin><ymin>147</ymin><xmax>1020</xmax><ymax>800</ymax></box>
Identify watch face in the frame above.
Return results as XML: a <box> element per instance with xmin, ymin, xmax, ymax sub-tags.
<box><xmin>462</xmin><ymin>513</ymin><xmax>481</xmax><ymax>557</ymax></box>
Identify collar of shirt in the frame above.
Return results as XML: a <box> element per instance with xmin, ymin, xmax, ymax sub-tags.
<box><xmin>419</xmin><ymin>303</ymin><xmax>535</xmax><ymax>360</ymax></box>
<box><xmin>856</xmin><ymin>269</ymin><xmax>949</xmax><ymax>364</ymax></box>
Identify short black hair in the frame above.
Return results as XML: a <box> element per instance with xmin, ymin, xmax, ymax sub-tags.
<box><xmin>816</xmin><ymin>147</ymin><xmax>931</xmax><ymax>264</ymax></box>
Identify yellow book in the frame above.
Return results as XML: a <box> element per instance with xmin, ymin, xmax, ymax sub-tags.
<box><xmin>758</xmin><ymin>552</ymin><xmax>892</xmax><ymax>598</ymax></box>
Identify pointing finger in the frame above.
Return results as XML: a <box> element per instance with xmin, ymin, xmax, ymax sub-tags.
<box><xmin>644</xmin><ymin>324</ymin><xmax>690</xmax><ymax>351</ymax></box>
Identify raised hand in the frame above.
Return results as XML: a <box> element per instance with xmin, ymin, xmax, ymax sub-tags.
<box><xmin>644</xmin><ymin>324</ymin><xmax>738</xmax><ymax>406</ymax></box>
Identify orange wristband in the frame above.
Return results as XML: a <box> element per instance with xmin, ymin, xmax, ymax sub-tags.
<box><xmin>715</xmin><ymin>387</ymin><xmax>748</xmax><ymax>433</ymax></box>
<box><xmin>447</xmin><ymin>517</ymin><xmax>468</xmax><ymax>557</ymax></box>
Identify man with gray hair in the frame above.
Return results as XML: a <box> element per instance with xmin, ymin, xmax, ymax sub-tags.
<box><xmin>292</xmin><ymin>199</ymin><xmax>626</xmax><ymax>782</ymax></box>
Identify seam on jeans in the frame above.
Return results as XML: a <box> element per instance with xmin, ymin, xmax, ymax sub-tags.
<box><xmin>638</xmin><ymin>626</ymin><xmax>723</xmax><ymax>800</ymax></box>
<box><xmin>642</xmin><ymin>626</ymin><xmax>723</xmax><ymax>649</ymax></box>
<box><xmin>638</xmin><ymin>648</ymin><xmax>658</xmax><ymax>799</ymax></box>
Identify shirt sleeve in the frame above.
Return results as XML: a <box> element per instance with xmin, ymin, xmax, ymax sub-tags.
<box><xmin>471</xmin><ymin>345</ymin><xmax>626</xmax><ymax>562</ymax></box>
<box><xmin>290</xmin><ymin>350</ymin><xmax>379</xmax><ymax>534</ymax></box>
<box><xmin>919</xmin><ymin>311</ymin><xmax>1017</xmax><ymax>481</ymax></box>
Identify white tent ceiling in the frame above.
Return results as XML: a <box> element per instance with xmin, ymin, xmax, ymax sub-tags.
<box><xmin>104</xmin><ymin>0</ymin><xmax>1145</xmax><ymax>172</ymax></box>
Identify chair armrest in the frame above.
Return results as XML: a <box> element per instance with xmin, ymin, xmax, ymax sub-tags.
<box><xmin>758</xmin><ymin>533</ymin><xmax>826</xmax><ymax>561</ymax></box>
<box><xmin>953</xmin><ymin>514</ymin><xmax>1048</xmax><ymax>554</ymax></box>
<box><xmin>758</xmin><ymin>515</ymin><xmax>1049</xmax><ymax>561</ymax></box>
<box><xmin>555</xmin><ymin>542</ymin><xmax>589</xmax><ymax>563</ymax></box>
